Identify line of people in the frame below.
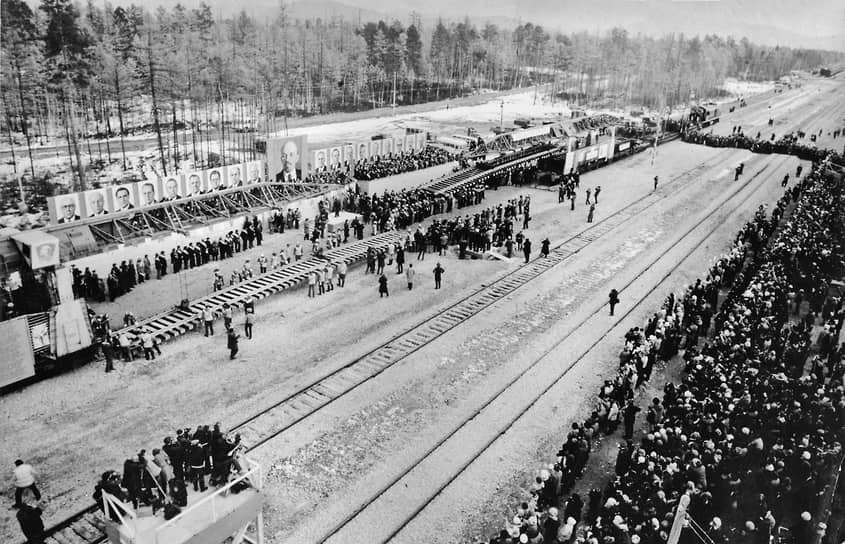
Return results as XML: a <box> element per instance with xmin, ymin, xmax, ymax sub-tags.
<box><xmin>354</xmin><ymin>146</ymin><xmax>458</xmax><ymax>180</ymax></box>
<box><xmin>485</xmin><ymin>157</ymin><xmax>845</xmax><ymax>544</ymax></box>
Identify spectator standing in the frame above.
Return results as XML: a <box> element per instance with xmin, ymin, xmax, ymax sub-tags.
<box><xmin>307</xmin><ymin>271</ymin><xmax>317</xmax><ymax>298</ymax></box>
<box><xmin>141</xmin><ymin>330</ymin><xmax>156</xmax><ymax>361</ymax></box>
<box><xmin>433</xmin><ymin>263</ymin><xmax>445</xmax><ymax>289</ymax></box>
<box><xmin>622</xmin><ymin>400</ymin><xmax>640</xmax><ymax>439</ymax></box>
<box><xmin>523</xmin><ymin>238</ymin><xmax>532</xmax><ymax>263</ymax></box>
<box><xmin>227</xmin><ymin>328</ymin><xmax>240</xmax><ymax>359</ymax></box>
<box><xmin>202</xmin><ymin>306</ymin><xmax>214</xmax><ymax>336</ymax></box>
<box><xmin>244</xmin><ymin>309</ymin><xmax>254</xmax><ymax>340</ymax></box>
<box><xmin>654</xmin><ymin>175</ymin><xmax>658</xmax><ymax>190</ymax></box>
<box><xmin>406</xmin><ymin>264</ymin><xmax>415</xmax><ymax>290</ymax></box>
<box><xmin>594</xmin><ymin>185</ymin><xmax>601</xmax><ymax>202</ymax></box>
<box><xmin>608</xmin><ymin>289</ymin><xmax>620</xmax><ymax>316</ymax></box>
<box><xmin>541</xmin><ymin>238</ymin><xmax>550</xmax><ymax>258</ymax></box>
<box><xmin>587</xmin><ymin>204</ymin><xmax>595</xmax><ymax>223</ymax></box>
<box><xmin>378</xmin><ymin>274</ymin><xmax>389</xmax><ymax>298</ymax></box>
<box><xmin>337</xmin><ymin>261</ymin><xmax>347</xmax><ymax>287</ymax></box>
<box><xmin>12</xmin><ymin>460</ymin><xmax>41</xmax><ymax>507</ymax></box>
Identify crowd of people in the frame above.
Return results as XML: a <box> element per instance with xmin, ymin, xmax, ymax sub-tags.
<box><xmin>71</xmin><ymin>216</ymin><xmax>266</xmax><ymax>303</ymax></box>
<box><xmin>484</xmin><ymin>156</ymin><xmax>845</xmax><ymax>544</ymax></box>
<box><xmin>91</xmin><ymin>423</ymin><xmax>253</xmax><ymax>523</ymax></box>
<box><xmin>681</xmin><ymin>128</ymin><xmax>843</xmax><ymax>164</ymax></box>
<box><xmin>353</xmin><ymin>146</ymin><xmax>458</xmax><ymax>180</ymax></box>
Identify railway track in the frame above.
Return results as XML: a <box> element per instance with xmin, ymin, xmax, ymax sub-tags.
<box><xmin>119</xmin><ymin>230</ymin><xmax>406</xmax><ymax>344</ymax></box>
<box><xmin>316</xmin><ymin>154</ymin><xmax>792</xmax><ymax>544</ymax></box>
<box><xmin>34</xmin><ymin>149</ymin><xmax>736</xmax><ymax>544</ymax></box>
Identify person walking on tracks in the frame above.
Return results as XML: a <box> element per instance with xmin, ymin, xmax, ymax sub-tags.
<box><xmin>227</xmin><ymin>327</ymin><xmax>240</xmax><ymax>359</ymax></box>
<box><xmin>541</xmin><ymin>237</ymin><xmax>550</xmax><ymax>258</ymax></box>
<box><xmin>406</xmin><ymin>264</ymin><xmax>415</xmax><ymax>290</ymax></box>
<box><xmin>523</xmin><ymin>237</ymin><xmax>532</xmax><ymax>263</ymax></box>
<box><xmin>587</xmin><ymin>204</ymin><xmax>595</xmax><ymax>223</ymax></box>
<box><xmin>12</xmin><ymin>460</ymin><xmax>41</xmax><ymax>508</ymax></box>
<box><xmin>433</xmin><ymin>263</ymin><xmax>445</xmax><ymax>289</ymax></box>
<box><xmin>202</xmin><ymin>305</ymin><xmax>214</xmax><ymax>337</ymax></box>
<box><xmin>608</xmin><ymin>288</ymin><xmax>620</xmax><ymax>316</ymax></box>
<box><xmin>378</xmin><ymin>273</ymin><xmax>389</xmax><ymax>298</ymax></box>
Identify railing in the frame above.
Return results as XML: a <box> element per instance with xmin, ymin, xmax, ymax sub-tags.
<box><xmin>153</xmin><ymin>455</ymin><xmax>262</xmax><ymax>544</ymax></box>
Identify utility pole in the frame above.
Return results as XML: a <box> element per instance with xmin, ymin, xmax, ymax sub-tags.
<box><xmin>667</xmin><ymin>494</ymin><xmax>690</xmax><ymax>544</ymax></box>
<box><xmin>500</xmin><ymin>100</ymin><xmax>504</xmax><ymax>131</ymax></box>
<box><xmin>392</xmin><ymin>71</ymin><xmax>397</xmax><ymax>112</ymax></box>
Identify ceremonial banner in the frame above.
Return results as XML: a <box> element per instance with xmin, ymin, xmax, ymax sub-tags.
<box><xmin>369</xmin><ymin>140</ymin><xmax>381</xmax><ymax>158</ymax></box>
<box><xmin>329</xmin><ymin>147</ymin><xmax>342</xmax><ymax>167</ymax></box>
<box><xmin>111</xmin><ymin>184</ymin><xmax>137</xmax><ymax>212</ymax></box>
<box><xmin>267</xmin><ymin>135</ymin><xmax>307</xmax><ymax>182</ymax></box>
<box><xmin>227</xmin><ymin>163</ymin><xmax>246</xmax><ymax>187</ymax></box>
<box><xmin>313</xmin><ymin>149</ymin><xmax>328</xmax><ymax>171</ymax></box>
<box><xmin>356</xmin><ymin>141</ymin><xmax>369</xmax><ymax>161</ymax></box>
<box><xmin>394</xmin><ymin>137</ymin><xmax>405</xmax><ymax>155</ymax></box>
<box><xmin>404</xmin><ymin>134</ymin><xmax>415</xmax><ymax>152</ymax></box>
<box><xmin>382</xmin><ymin>138</ymin><xmax>394</xmax><ymax>155</ymax></box>
<box><xmin>160</xmin><ymin>175</ymin><xmax>183</xmax><ymax>202</ymax></box>
<box><xmin>206</xmin><ymin>168</ymin><xmax>225</xmax><ymax>192</ymax></box>
<box><xmin>49</xmin><ymin>194</ymin><xmax>82</xmax><ymax>225</ymax></box>
<box><xmin>136</xmin><ymin>179</ymin><xmax>160</xmax><ymax>208</ymax></box>
<box><xmin>343</xmin><ymin>144</ymin><xmax>355</xmax><ymax>164</ymax></box>
<box><xmin>415</xmin><ymin>132</ymin><xmax>426</xmax><ymax>149</ymax></box>
<box><xmin>185</xmin><ymin>171</ymin><xmax>206</xmax><ymax>196</ymax></box>
<box><xmin>245</xmin><ymin>160</ymin><xmax>264</xmax><ymax>185</ymax></box>
<box><xmin>84</xmin><ymin>189</ymin><xmax>111</xmax><ymax>218</ymax></box>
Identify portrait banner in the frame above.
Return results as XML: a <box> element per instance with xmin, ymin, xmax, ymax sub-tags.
<box><xmin>394</xmin><ymin>137</ymin><xmax>405</xmax><ymax>155</ymax></box>
<box><xmin>136</xmin><ymin>179</ymin><xmax>161</xmax><ymax>208</ymax></box>
<box><xmin>369</xmin><ymin>140</ymin><xmax>382</xmax><ymax>158</ymax></box>
<box><xmin>206</xmin><ymin>168</ymin><xmax>225</xmax><ymax>192</ymax></box>
<box><xmin>184</xmin><ymin>171</ymin><xmax>205</xmax><ymax>197</ymax></box>
<box><xmin>112</xmin><ymin>184</ymin><xmax>137</xmax><ymax>213</ymax></box>
<box><xmin>356</xmin><ymin>141</ymin><xmax>369</xmax><ymax>161</ymax></box>
<box><xmin>312</xmin><ymin>149</ymin><xmax>328</xmax><ymax>172</ymax></box>
<box><xmin>245</xmin><ymin>160</ymin><xmax>264</xmax><ymax>185</ymax></box>
<box><xmin>382</xmin><ymin>138</ymin><xmax>394</xmax><ymax>156</ymax></box>
<box><xmin>160</xmin><ymin>175</ymin><xmax>184</xmax><ymax>202</ymax></box>
<box><xmin>329</xmin><ymin>147</ymin><xmax>342</xmax><ymax>168</ymax></box>
<box><xmin>342</xmin><ymin>144</ymin><xmax>355</xmax><ymax>164</ymax></box>
<box><xmin>51</xmin><ymin>194</ymin><xmax>82</xmax><ymax>225</ymax></box>
<box><xmin>83</xmin><ymin>189</ymin><xmax>111</xmax><ymax>218</ymax></box>
<box><xmin>267</xmin><ymin>135</ymin><xmax>308</xmax><ymax>181</ymax></box>
<box><xmin>226</xmin><ymin>163</ymin><xmax>244</xmax><ymax>188</ymax></box>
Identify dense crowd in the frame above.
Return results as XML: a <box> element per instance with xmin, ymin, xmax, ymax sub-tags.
<box><xmin>485</xmin><ymin>157</ymin><xmax>845</xmax><ymax>544</ymax></box>
<box><xmin>92</xmin><ymin>423</ymin><xmax>253</xmax><ymax>523</ymax></box>
<box><xmin>71</xmin><ymin>216</ymin><xmax>265</xmax><ymax>303</ymax></box>
<box><xmin>354</xmin><ymin>146</ymin><xmax>458</xmax><ymax>180</ymax></box>
<box><xmin>681</xmin><ymin>128</ymin><xmax>844</xmax><ymax>164</ymax></box>
<box><xmin>573</xmin><ymin>114</ymin><xmax>623</xmax><ymax>134</ymax></box>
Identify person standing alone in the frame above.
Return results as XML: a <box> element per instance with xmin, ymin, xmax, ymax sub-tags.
<box><xmin>227</xmin><ymin>328</ymin><xmax>240</xmax><ymax>359</ymax></box>
<box><xmin>244</xmin><ymin>309</ymin><xmax>254</xmax><ymax>340</ymax></box>
<box><xmin>433</xmin><ymin>263</ymin><xmax>445</xmax><ymax>289</ymax></box>
<box><xmin>406</xmin><ymin>264</ymin><xmax>415</xmax><ymax>290</ymax></box>
<box><xmin>523</xmin><ymin>237</ymin><xmax>532</xmax><ymax>263</ymax></box>
<box><xmin>608</xmin><ymin>289</ymin><xmax>619</xmax><ymax>316</ymax></box>
<box><xmin>378</xmin><ymin>273</ymin><xmax>389</xmax><ymax>298</ymax></box>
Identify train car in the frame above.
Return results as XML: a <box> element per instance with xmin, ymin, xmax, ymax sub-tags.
<box><xmin>0</xmin><ymin>228</ymin><xmax>95</xmax><ymax>392</ymax></box>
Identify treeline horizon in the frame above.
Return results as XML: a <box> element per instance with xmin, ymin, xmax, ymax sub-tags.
<box><xmin>2</xmin><ymin>0</ymin><xmax>842</xmax><ymax>191</ymax></box>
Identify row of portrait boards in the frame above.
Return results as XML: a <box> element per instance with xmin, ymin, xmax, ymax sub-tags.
<box><xmin>48</xmin><ymin>161</ymin><xmax>264</xmax><ymax>225</ymax></box>
<box><xmin>310</xmin><ymin>132</ymin><xmax>428</xmax><ymax>172</ymax></box>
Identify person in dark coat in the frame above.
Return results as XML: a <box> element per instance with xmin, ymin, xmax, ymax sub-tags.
<box><xmin>622</xmin><ymin>400</ymin><xmax>641</xmax><ymax>439</ymax></box>
<box><xmin>378</xmin><ymin>274</ymin><xmax>389</xmax><ymax>297</ymax></box>
<box><xmin>433</xmin><ymin>263</ymin><xmax>445</xmax><ymax>289</ymax></box>
<box><xmin>541</xmin><ymin>237</ymin><xmax>550</xmax><ymax>257</ymax></box>
<box><xmin>609</xmin><ymin>289</ymin><xmax>620</xmax><ymax>316</ymax></box>
<box><xmin>587</xmin><ymin>203</ymin><xmax>595</xmax><ymax>223</ymax></box>
<box><xmin>523</xmin><ymin>238</ymin><xmax>532</xmax><ymax>263</ymax></box>
<box><xmin>16</xmin><ymin>503</ymin><xmax>44</xmax><ymax>544</ymax></box>
<box><xmin>227</xmin><ymin>328</ymin><xmax>240</xmax><ymax>359</ymax></box>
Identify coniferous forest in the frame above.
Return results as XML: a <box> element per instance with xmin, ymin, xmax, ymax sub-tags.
<box><xmin>1</xmin><ymin>0</ymin><xmax>842</xmax><ymax>193</ymax></box>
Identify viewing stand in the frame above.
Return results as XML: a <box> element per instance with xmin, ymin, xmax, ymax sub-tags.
<box><xmin>101</xmin><ymin>457</ymin><xmax>264</xmax><ymax>544</ymax></box>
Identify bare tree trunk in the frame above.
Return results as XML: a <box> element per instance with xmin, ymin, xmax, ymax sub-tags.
<box><xmin>114</xmin><ymin>67</ymin><xmax>128</xmax><ymax>171</ymax></box>
<box><xmin>147</xmin><ymin>31</ymin><xmax>167</xmax><ymax>176</ymax></box>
